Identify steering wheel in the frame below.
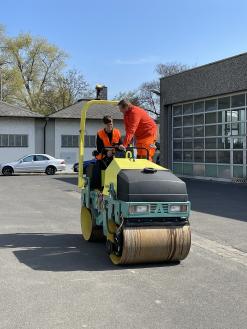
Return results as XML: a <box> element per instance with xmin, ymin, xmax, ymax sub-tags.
<box><xmin>100</xmin><ymin>146</ymin><xmax>149</xmax><ymax>168</ymax></box>
<box><xmin>100</xmin><ymin>146</ymin><xmax>123</xmax><ymax>168</ymax></box>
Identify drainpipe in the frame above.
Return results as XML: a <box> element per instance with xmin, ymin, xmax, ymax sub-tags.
<box><xmin>44</xmin><ymin>117</ymin><xmax>49</xmax><ymax>154</ymax></box>
<box><xmin>0</xmin><ymin>67</ymin><xmax>3</xmax><ymax>101</ymax></box>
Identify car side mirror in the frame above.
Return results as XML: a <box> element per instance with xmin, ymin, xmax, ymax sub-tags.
<box><xmin>19</xmin><ymin>159</ymin><xmax>23</xmax><ymax>163</ymax></box>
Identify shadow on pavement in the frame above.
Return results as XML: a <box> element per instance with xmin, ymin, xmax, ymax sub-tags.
<box><xmin>54</xmin><ymin>176</ymin><xmax>78</xmax><ymax>186</ymax></box>
<box><xmin>184</xmin><ymin>178</ymin><xmax>247</xmax><ymax>222</ymax></box>
<box><xmin>0</xmin><ymin>233</ymin><xmax>179</xmax><ymax>272</ymax></box>
<box><xmin>0</xmin><ymin>173</ymin><xmax>46</xmax><ymax>177</ymax></box>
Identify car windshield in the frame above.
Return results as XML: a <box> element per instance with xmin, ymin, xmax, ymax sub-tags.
<box><xmin>17</xmin><ymin>156</ymin><xmax>28</xmax><ymax>161</ymax></box>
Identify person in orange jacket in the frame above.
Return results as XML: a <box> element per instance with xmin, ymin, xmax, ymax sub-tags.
<box><xmin>92</xmin><ymin>115</ymin><xmax>122</xmax><ymax>189</ymax></box>
<box><xmin>117</xmin><ymin>100</ymin><xmax>157</xmax><ymax>161</ymax></box>
<box><xmin>96</xmin><ymin>115</ymin><xmax>122</xmax><ymax>159</ymax></box>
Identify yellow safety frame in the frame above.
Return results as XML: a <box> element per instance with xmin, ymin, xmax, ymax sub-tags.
<box><xmin>78</xmin><ymin>100</ymin><xmax>119</xmax><ymax>189</ymax></box>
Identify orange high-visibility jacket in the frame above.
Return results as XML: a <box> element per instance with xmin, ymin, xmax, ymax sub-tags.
<box><xmin>96</xmin><ymin>128</ymin><xmax>121</xmax><ymax>159</ymax></box>
<box><xmin>123</xmin><ymin>105</ymin><xmax>157</xmax><ymax>147</ymax></box>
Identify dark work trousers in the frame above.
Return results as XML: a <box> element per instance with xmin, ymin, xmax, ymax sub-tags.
<box><xmin>91</xmin><ymin>160</ymin><xmax>102</xmax><ymax>189</ymax></box>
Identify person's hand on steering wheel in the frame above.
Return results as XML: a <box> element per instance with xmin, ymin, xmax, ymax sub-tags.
<box><xmin>107</xmin><ymin>150</ymin><xmax>113</xmax><ymax>157</ymax></box>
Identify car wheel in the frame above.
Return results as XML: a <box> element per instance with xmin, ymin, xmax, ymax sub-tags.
<box><xmin>45</xmin><ymin>166</ymin><xmax>56</xmax><ymax>175</ymax></box>
<box><xmin>2</xmin><ymin>166</ymin><xmax>14</xmax><ymax>176</ymax></box>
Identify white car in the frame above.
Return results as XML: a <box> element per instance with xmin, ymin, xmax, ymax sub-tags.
<box><xmin>0</xmin><ymin>154</ymin><xmax>66</xmax><ymax>176</ymax></box>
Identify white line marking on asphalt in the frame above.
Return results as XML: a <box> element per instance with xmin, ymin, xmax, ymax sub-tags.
<box><xmin>192</xmin><ymin>233</ymin><xmax>247</xmax><ymax>267</ymax></box>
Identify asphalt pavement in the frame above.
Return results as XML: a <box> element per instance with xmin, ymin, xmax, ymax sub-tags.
<box><xmin>0</xmin><ymin>174</ymin><xmax>246</xmax><ymax>329</ymax></box>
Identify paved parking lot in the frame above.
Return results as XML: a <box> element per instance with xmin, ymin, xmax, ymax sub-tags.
<box><xmin>0</xmin><ymin>174</ymin><xmax>246</xmax><ymax>329</ymax></box>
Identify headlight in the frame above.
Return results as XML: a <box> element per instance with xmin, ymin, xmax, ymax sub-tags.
<box><xmin>129</xmin><ymin>204</ymin><xmax>150</xmax><ymax>214</ymax></box>
<box><xmin>169</xmin><ymin>204</ymin><xmax>188</xmax><ymax>213</ymax></box>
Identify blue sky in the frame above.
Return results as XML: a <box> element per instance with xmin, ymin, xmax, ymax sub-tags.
<box><xmin>1</xmin><ymin>0</ymin><xmax>247</xmax><ymax>97</ymax></box>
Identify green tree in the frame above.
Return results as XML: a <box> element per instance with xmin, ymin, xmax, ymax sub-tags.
<box><xmin>40</xmin><ymin>69</ymin><xmax>94</xmax><ymax>113</ymax></box>
<box><xmin>0</xmin><ymin>30</ymin><xmax>92</xmax><ymax>114</ymax></box>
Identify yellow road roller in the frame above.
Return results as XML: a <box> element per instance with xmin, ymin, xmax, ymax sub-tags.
<box><xmin>78</xmin><ymin>100</ymin><xmax>191</xmax><ymax>265</ymax></box>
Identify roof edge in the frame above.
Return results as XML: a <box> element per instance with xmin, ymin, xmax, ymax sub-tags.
<box><xmin>160</xmin><ymin>52</ymin><xmax>247</xmax><ymax>81</ymax></box>
<box><xmin>48</xmin><ymin>99</ymin><xmax>93</xmax><ymax>117</ymax></box>
<box><xmin>0</xmin><ymin>100</ymin><xmax>44</xmax><ymax>117</ymax></box>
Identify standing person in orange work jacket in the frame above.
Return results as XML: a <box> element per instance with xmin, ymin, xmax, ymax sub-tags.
<box><xmin>117</xmin><ymin>100</ymin><xmax>157</xmax><ymax>161</ymax></box>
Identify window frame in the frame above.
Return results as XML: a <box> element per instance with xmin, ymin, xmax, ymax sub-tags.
<box><xmin>61</xmin><ymin>135</ymin><xmax>79</xmax><ymax>148</ymax></box>
<box><xmin>0</xmin><ymin>134</ymin><xmax>28</xmax><ymax>147</ymax></box>
<box><xmin>172</xmin><ymin>91</ymin><xmax>247</xmax><ymax>178</ymax></box>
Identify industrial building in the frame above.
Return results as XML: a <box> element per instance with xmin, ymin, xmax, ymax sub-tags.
<box><xmin>160</xmin><ymin>53</ymin><xmax>247</xmax><ymax>180</ymax></box>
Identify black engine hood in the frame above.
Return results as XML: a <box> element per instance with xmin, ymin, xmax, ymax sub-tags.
<box><xmin>117</xmin><ymin>169</ymin><xmax>188</xmax><ymax>202</ymax></box>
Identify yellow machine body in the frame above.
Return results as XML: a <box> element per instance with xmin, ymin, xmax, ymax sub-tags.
<box><xmin>103</xmin><ymin>157</ymin><xmax>167</xmax><ymax>196</ymax></box>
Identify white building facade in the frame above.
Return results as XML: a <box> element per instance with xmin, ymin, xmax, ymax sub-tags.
<box><xmin>0</xmin><ymin>102</ymin><xmax>43</xmax><ymax>164</ymax></box>
<box><xmin>0</xmin><ymin>100</ymin><xmax>124</xmax><ymax>168</ymax></box>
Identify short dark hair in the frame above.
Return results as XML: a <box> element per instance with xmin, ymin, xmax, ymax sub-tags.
<box><xmin>103</xmin><ymin>115</ymin><xmax>113</xmax><ymax>124</ymax></box>
<box><xmin>117</xmin><ymin>99</ymin><xmax>129</xmax><ymax>108</ymax></box>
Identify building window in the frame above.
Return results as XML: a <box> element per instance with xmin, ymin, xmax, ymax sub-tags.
<box><xmin>61</xmin><ymin>135</ymin><xmax>79</xmax><ymax>148</ymax></box>
<box><xmin>194</xmin><ymin>151</ymin><xmax>204</xmax><ymax>163</ymax></box>
<box><xmin>218</xmin><ymin>97</ymin><xmax>230</xmax><ymax>110</ymax></box>
<box><xmin>61</xmin><ymin>135</ymin><xmax>96</xmax><ymax>148</ymax></box>
<box><xmin>194</xmin><ymin>126</ymin><xmax>204</xmax><ymax>137</ymax></box>
<box><xmin>84</xmin><ymin>135</ymin><xmax>96</xmax><ymax>148</ymax></box>
<box><xmin>0</xmin><ymin>134</ymin><xmax>28</xmax><ymax>147</ymax></box>
<box><xmin>205</xmin><ymin>138</ymin><xmax>217</xmax><ymax>149</ymax></box>
<box><xmin>205</xmin><ymin>99</ymin><xmax>217</xmax><ymax>112</ymax></box>
<box><xmin>173</xmin><ymin>105</ymin><xmax>182</xmax><ymax>116</ymax></box>
<box><xmin>173</xmin><ymin>128</ymin><xmax>182</xmax><ymax>138</ymax></box>
<box><xmin>173</xmin><ymin>139</ymin><xmax>182</xmax><ymax>149</ymax></box>
<box><xmin>205</xmin><ymin>151</ymin><xmax>216</xmax><ymax>163</ymax></box>
<box><xmin>194</xmin><ymin>138</ymin><xmax>204</xmax><ymax>149</ymax></box>
<box><xmin>183</xmin><ymin>139</ymin><xmax>192</xmax><ymax>149</ymax></box>
<box><xmin>205</xmin><ymin>112</ymin><xmax>217</xmax><ymax>124</ymax></box>
<box><xmin>183</xmin><ymin>115</ymin><xmax>193</xmax><ymax>126</ymax></box>
<box><xmin>183</xmin><ymin>127</ymin><xmax>193</xmax><ymax>137</ymax></box>
<box><xmin>231</xmin><ymin>94</ymin><xmax>245</xmax><ymax>108</ymax></box>
<box><xmin>194</xmin><ymin>114</ymin><xmax>204</xmax><ymax>125</ymax></box>
<box><xmin>172</xmin><ymin>91</ymin><xmax>247</xmax><ymax>179</ymax></box>
<box><xmin>173</xmin><ymin>116</ymin><xmax>182</xmax><ymax>127</ymax></box>
<box><xmin>183</xmin><ymin>103</ymin><xmax>193</xmax><ymax>115</ymax></box>
<box><xmin>183</xmin><ymin>151</ymin><xmax>193</xmax><ymax>162</ymax></box>
<box><xmin>173</xmin><ymin>151</ymin><xmax>182</xmax><ymax>161</ymax></box>
<box><xmin>194</xmin><ymin>101</ymin><xmax>204</xmax><ymax>113</ymax></box>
